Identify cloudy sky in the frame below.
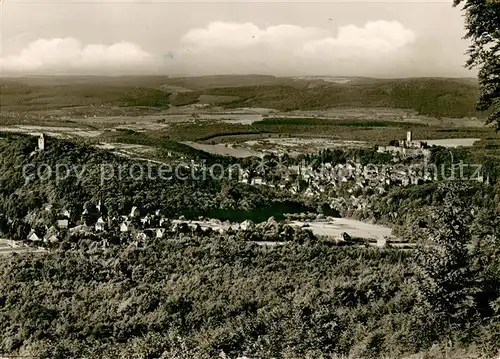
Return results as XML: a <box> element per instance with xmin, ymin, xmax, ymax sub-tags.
<box><xmin>0</xmin><ymin>0</ymin><xmax>475</xmax><ymax>78</ymax></box>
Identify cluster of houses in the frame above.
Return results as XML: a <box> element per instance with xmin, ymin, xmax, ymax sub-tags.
<box><xmin>23</xmin><ymin>200</ymin><xmax>270</xmax><ymax>245</ymax></box>
<box><xmin>28</xmin><ymin>204</ymin><xmax>163</xmax><ymax>244</ymax></box>
<box><xmin>239</xmin><ymin>159</ymin><xmax>440</xmax><ymax>198</ymax></box>
<box><xmin>236</xmin><ymin>131</ymin><xmax>489</xmax><ymax>198</ymax></box>
<box><xmin>27</xmin><ymin>207</ymin><xmax>71</xmax><ymax>244</ymax></box>
<box><xmin>19</xmin><ymin>201</ymin><xmax>395</xmax><ymax>248</ymax></box>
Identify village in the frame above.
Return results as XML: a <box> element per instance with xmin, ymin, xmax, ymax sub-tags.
<box><xmin>14</xmin><ymin>200</ymin><xmax>398</xmax><ymax>249</ymax></box>
<box><xmin>0</xmin><ymin>131</ymin><xmax>483</xmax><ymax>249</ymax></box>
<box><xmin>240</xmin><ymin>131</ymin><xmax>485</xmax><ymax>199</ymax></box>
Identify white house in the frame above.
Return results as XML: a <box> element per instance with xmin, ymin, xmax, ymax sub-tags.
<box><xmin>141</xmin><ymin>216</ymin><xmax>151</xmax><ymax>226</ymax></box>
<box><xmin>240</xmin><ymin>220</ymin><xmax>254</xmax><ymax>231</ymax></box>
<box><xmin>95</xmin><ymin>217</ymin><xmax>106</xmax><ymax>232</ymax></box>
<box><xmin>44</xmin><ymin>227</ymin><xmax>60</xmax><ymax>243</ymax></box>
<box><xmin>377</xmin><ymin>236</ymin><xmax>387</xmax><ymax>248</ymax></box>
<box><xmin>120</xmin><ymin>222</ymin><xmax>130</xmax><ymax>233</ymax></box>
<box><xmin>27</xmin><ymin>230</ymin><xmax>42</xmax><ymax>242</ymax></box>
<box><xmin>252</xmin><ymin>178</ymin><xmax>265</xmax><ymax>185</ymax></box>
<box><xmin>57</xmin><ymin>219</ymin><xmax>69</xmax><ymax>229</ymax></box>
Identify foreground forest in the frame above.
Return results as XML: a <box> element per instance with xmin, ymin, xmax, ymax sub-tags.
<box><xmin>0</xmin><ymin>193</ymin><xmax>499</xmax><ymax>358</ymax></box>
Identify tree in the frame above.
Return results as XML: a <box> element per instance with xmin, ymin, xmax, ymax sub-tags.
<box><xmin>412</xmin><ymin>190</ymin><xmax>478</xmax><ymax>346</ymax></box>
<box><xmin>469</xmin><ymin>208</ymin><xmax>500</xmax><ymax>317</ymax></box>
<box><xmin>454</xmin><ymin>0</ymin><xmax>500</xmax><ymax>123</ymax></box>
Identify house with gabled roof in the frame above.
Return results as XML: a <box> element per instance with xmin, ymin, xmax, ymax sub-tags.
<box><xmin>27</xmin><ymin>229</ymin><xmax>42</xmax><ymax>242</ymax></box>
<box><xmin>156</xmin><ymin>228</ymin><xmax>166</xmax><ymax>239</ymax></box>
<box><xmin>44</xmin><ymin>226</ymin><xmax>60</xmax><ymax>243</ymax></box>
<box><xmin>120</xmin><ymin>222</ymin><xmax>131</xmax><ymax>233</ymax></box>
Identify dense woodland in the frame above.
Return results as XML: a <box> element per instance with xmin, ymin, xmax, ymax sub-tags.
<box><xmin>0</xmin><ymin>194</ymin><xmax>499</xmax><ymax>358</ymax></box>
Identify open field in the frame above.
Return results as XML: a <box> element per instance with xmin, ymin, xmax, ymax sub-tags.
<box><xmin>291</xmin><ymin>218</ymin><xmax>395</xmax><ymax>241</ymax></box>
<box><xmin>0</xmin><ymin>239</ymin><xmax>46</xmax><ymax>255</ymax></box>
<box><xmin>171</xmin><ymin>218</ymin><xmax>398</xmax><ymax>242</ymax></box>
<box><xmin>182</xmin><ymin>141</ymin><xmax>260</xmax><ymax>158</ymax></box>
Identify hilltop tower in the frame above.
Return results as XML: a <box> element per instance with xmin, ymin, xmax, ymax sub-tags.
<box><xmin>38</xmin><ymin>133</ymin><xmax>45</xmax><ymax>151</ymax></box>
<box><xmin>406</xmin><ymin>131</ymin><xmax>412</xmax><ymax>143</ymax></box>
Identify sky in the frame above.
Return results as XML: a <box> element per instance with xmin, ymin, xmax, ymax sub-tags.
<box><xmin>0</xmin><ymin>0</ymin><xmax>476</xmax><ymax>78</ymax></box>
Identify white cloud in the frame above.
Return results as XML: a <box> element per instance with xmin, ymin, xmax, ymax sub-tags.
<box><xmin>182</xmin><ymin>21</ymin><xmax>414</xmax><ymax>55</ymax></box>
<box><xmin>302</xmin><ymin>21</ymin><xmax>416</xmax><ymax>58</ymax></box>
<box><xmin>182</xmin><ymin>22</ymin><xmax>261</xmax><ymax>49</ymax></box>
<box><xmin>173</xmin><ymin>20</ymin><xmax>421</xmax><ymax>76</ymax></box>
<box><xmin>1</xmin><ymin>38</ymin><xmax>153</xmax><ymax>74</ymax></box>
<box><xmin>182</xmin><ymin>22</ymin><xmax>330</xmax><ymax>51</ymax></box>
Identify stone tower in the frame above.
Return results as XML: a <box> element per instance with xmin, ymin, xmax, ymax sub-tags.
<box><xmin>38</xmin><ymin>133</ymin><xmax>45</xmax><ymax>151</ymax></box>
<box><xmin>406</xmin><ymin>131</ymin><xmax>412</xmax><ymax>143</ymax></box>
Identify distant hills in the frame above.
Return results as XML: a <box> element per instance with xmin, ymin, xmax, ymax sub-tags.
<box><xmin>0</xmin><ymin>75</ymin><xmax>483</xmax><ymax>119</ymax></box>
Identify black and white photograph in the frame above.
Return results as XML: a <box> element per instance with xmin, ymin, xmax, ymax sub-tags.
<box><xmin>0</xmin><ymin>0</ymin><xmax>499</xmax><ymax>358</ymax></box>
